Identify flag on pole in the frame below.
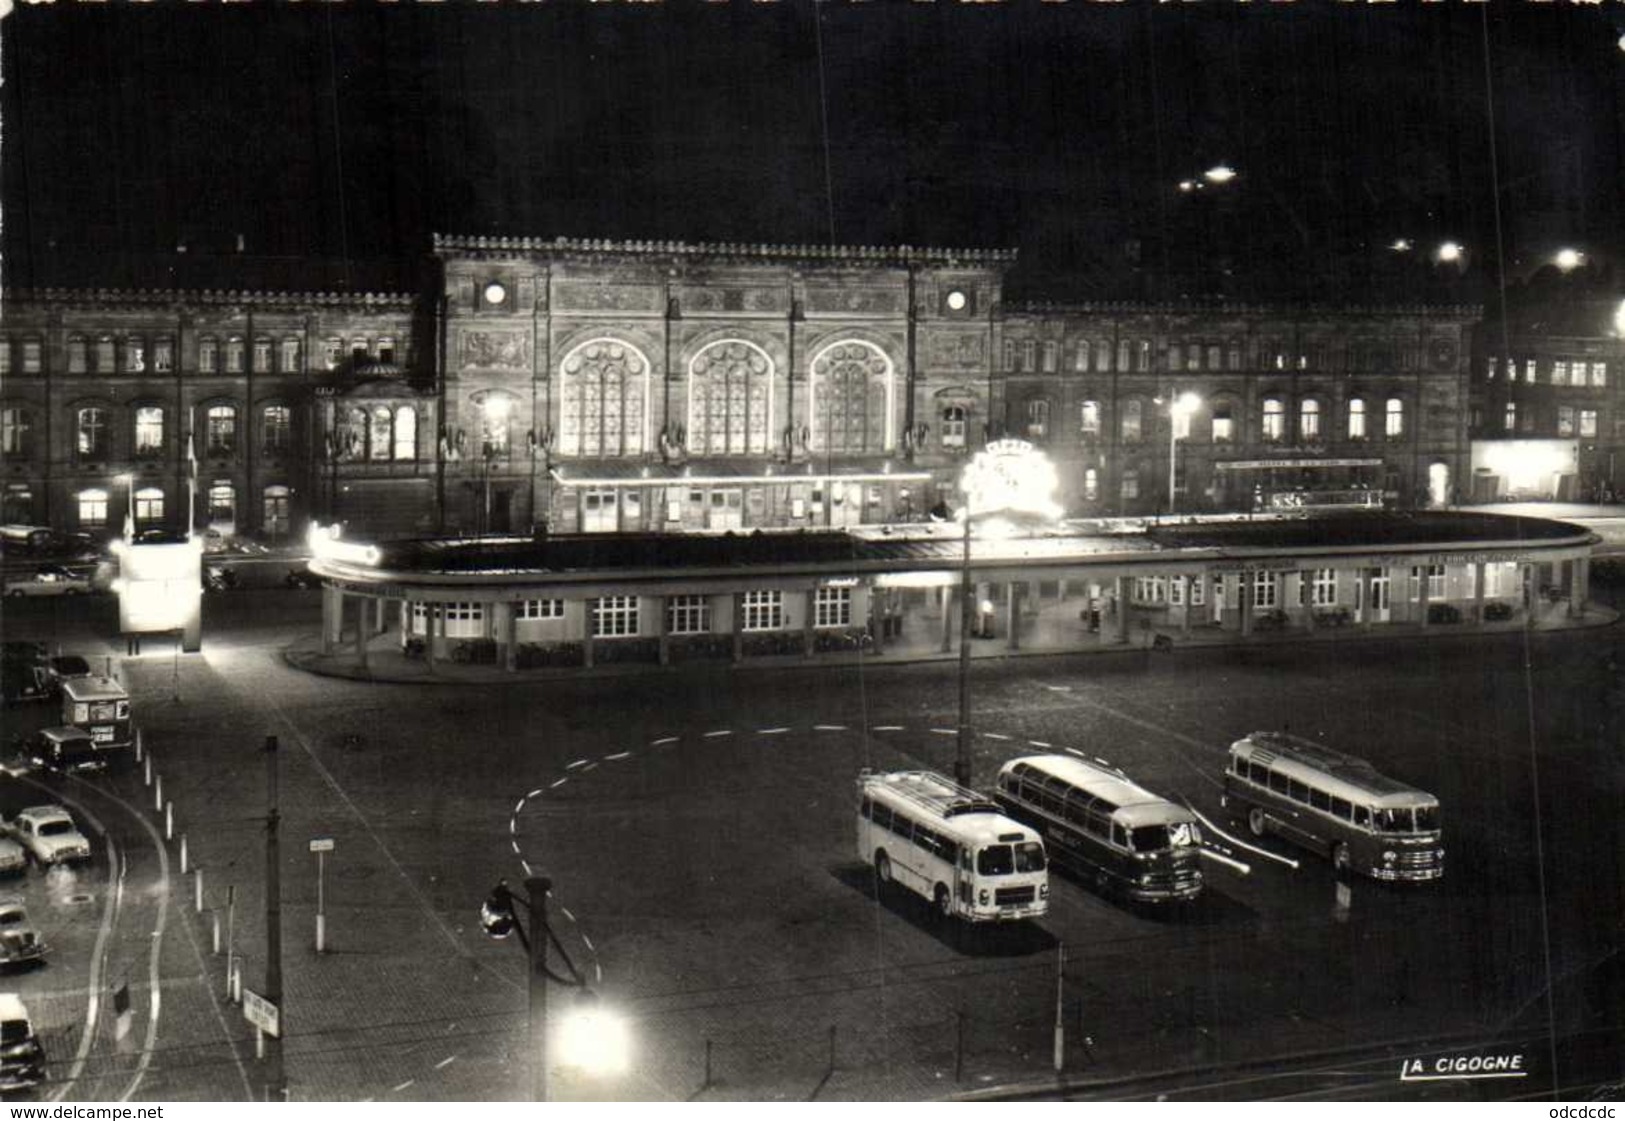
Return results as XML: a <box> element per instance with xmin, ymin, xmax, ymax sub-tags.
<box><xmin>186</xmin><ymin>433</ymin><xmax>198</xmax><ymax>536</ymax></box>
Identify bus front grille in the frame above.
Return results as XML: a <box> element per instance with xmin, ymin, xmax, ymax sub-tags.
<box><xmin>995</xmin><ymin>886</ymin><xmax>1037</xmax><ymax>907</ymax></box>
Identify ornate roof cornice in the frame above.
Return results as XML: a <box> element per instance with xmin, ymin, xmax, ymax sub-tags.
<box><xmin>0</xmin><ymin>287</ymin><xmax>416</xmax><ymax>310</ymax></box>
<box><xmin>1008</xmin><ymin>299</ymin><xmax>1483</xmax><ymax>318</ymax></box>
<box><xmin>432</xmin><ymin>233</ymin><xmax>1018</xmax><ymax>269</ymax></box>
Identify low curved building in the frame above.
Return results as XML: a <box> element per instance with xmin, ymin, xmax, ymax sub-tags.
<box><xmin>306</xmin><ymin>510</ymin><xmax>1601</xmax><ymax>674</ymax></box>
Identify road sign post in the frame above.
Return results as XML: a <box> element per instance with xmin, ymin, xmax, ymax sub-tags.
<box><xmin>309</xmin><ymin>837</ymin><xmax>334</xmax><ymax>953</ymax></box>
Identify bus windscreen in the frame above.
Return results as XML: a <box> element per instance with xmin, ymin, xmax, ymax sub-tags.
<box><xmin>977</xmin><ymin>842</ymin><xmax>1047</xmax><ymax>876</ymax></box>
<box><xmin>1130</xmin><ymin>821</ymin><xmax>1200</xmax><ymax>853</ymax></box>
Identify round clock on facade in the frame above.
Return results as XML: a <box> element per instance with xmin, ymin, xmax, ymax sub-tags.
<box><xmin>945</xmin><ymin>289</ymin><xmax>968</xmax><ymax>312</ymax></box>
<box><xmin>1429</xmin><ymin>338</ymin><xmax>1457</xmax><ymax>368</ymax></box>
<box><xmin>483</xmin><ymin>281</ymin><xmax>508</xmax><ymax>306</ymax></box>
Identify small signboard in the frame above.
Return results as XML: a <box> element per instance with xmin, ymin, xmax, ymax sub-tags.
<box><xmin>242</xmin><ymin>987</ymin><xmax>281</xmax><ymax>1038</ymax></box>
<box><xmin>309</xmin><ymin>837</ymin><xmax>335</xmax><ymax>854</ymax></box>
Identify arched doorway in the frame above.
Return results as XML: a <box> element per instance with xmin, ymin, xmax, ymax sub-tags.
<box><xmin>1428</xmin><ymin>462</ymin><xmax>1451</xmax><ymax>508</ymax></box>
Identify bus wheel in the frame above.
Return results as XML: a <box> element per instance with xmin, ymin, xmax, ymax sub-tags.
<box><xmin>934</xmin><ymin>885</ymin><xmax>953</xmax><ymax>921</ymax></box>
<box><xmin>1331</xmin><ymin>842</ymin><xmax>1351</xmax><ymax>872</ymax></box>
<box><xmin>874</xmin><ymin>852</ymin><xmax>892</xmax><ymax>891</ymax></box>
<box><xmin>1248</xmin><ymin>808</ymin><xmax>1267</xmax><ymax>838</ymax></box>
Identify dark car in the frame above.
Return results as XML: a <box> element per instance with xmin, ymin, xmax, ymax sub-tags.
<box><xmin>284</xmin><ymin>565</ymin><xmax>321</xmax><ymax>590</ymax></box>
<box><xmin>1</xmin><ymin>664</ymin><xmax>47</xmax><ymax>707</ymax></box>
<box><xmin>203</xmin><ymin>565</ymin><xmax>239</xmax><ymax>592</ymax></box>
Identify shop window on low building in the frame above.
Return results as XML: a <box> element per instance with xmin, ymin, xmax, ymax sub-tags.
<box><xmin>1252</xmin><ymin>572</ymin><xmax>1278</xmax><ymax>609</ymax></box>
<box><xmin>1133</xmin><ymin>577</ymin><xmax>1165</xmax><ymax>603</ymax></box>
<box><xmin>1169</xmin><ymin>578</ymin><xmax>1185</xmax><ymax>606</ymax></box>
<box><xmin>444</xmin><ymin>602</ymin><xmax>486</xmax><ymax>639</ymax></box>
<box><xmin>1409</xmin><ymin>565</ymin><xmax>1445</xmax><ymax>601</ymax></box>
<box><xmin>1311</xmin><ymin>568</ymin><xmax>1337</xmax><ymax>606</ymax></box>
<box><xmin>742</xmin><ymin>590</ymin><xmax>784</xmax><ymax>631</ymax></box>
<box><xmin>591</xmin><ymin>595</ymin><xmax>639</xmax><ymax>637</ymax></box>
<box><xmin>815</xmin><ymin>587</ymin><xmax>852</xmax><ymax>628</ymax></box>
<box><xmin>517</xmin><ymin>599</ymin><xmax>564</xmax><ymax>620</ymax></box>
<box><xmin>667</xmin><ymin>595</ymin><xmax>710</xmax><ymax>634</ymax></box>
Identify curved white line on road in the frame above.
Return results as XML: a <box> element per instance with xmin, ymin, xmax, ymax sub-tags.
<box><xmin>1197</xmin><ymin>847</ymin><xmax>1253</xmax><ymax>875</ymax></box>
<box><xmin>1185</xmin><ymin>804</ymin><xmax>1300</xmax><ymax>869</ymax></box>
<box><xmin>50</xmin><ymin>835</ymin><xmax>117</xmax><ymax>1101</ymax></box>
<box><xmin>872</xmin><ymin>726</ymin><xmax>903</xmax><ymax>732</ymax></box>
<box><xmin>603</xmin><ymin>752</ymin><xmax>631</xmax><ymax>761</ymax></box>
<box><xmin>703</xmin><ymin>730</ymin><xmax>732</xmax><ymax>738</ymax></box>
<box><xmin>650</xmin><ymin>737</ymin><xmax>679</xmax><ymax>746</ymax></box>
<box><xmin>756</xmin><ymin>728</ymin><xmax>789</xmax><ymax>735</ymax></box>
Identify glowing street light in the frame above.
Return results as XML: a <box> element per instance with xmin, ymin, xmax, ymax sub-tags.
<box><xmin>1436</xmin><ymin>241</ymin><xmax>1464</xmax><ymax>265</ymax></box>
<box><xmin>1614</xmin><ymin>299</ymin><xmax>1625</xmax><ymax>337</ymax></box>
<box><xmin>1554</xmin><ymin>248</ymin><xmax>1585</xmax><ymax>273</ymax></box>
<box><xmin>1389</xmin><ymin>238</ymin><xmax>1414</xmax><ymax>253</ymax></box>
<box><xmin>1202</xmin><ymin>164</ymin><xmax>1237</xmax><ymax>185</ymax></box>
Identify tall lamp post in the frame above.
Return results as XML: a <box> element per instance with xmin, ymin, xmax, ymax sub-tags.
<box><xmin>481</xmin><ymin>876</ymin><xmax>629</xmax><ymax>1101</ymax></box>
<box><xmin>1165</xmin><ymin>392</ymin><xmax>1201</xmax><ymax>516</ymax></box>
<box><xmin>480</xmin><ymin>395</ymin><xmax>512</xmax><ymax>535</ymax></box>
<box><xmin>954</xmin><ymin>440</ymin><xmax>1061</xmax><ymax>788</ymax></box>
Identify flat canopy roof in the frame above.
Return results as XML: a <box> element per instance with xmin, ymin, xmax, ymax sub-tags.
<box><xmin>319</xmin><ymin>511</ymin><xmax>1595</xmax><ymax>587</ymax></box>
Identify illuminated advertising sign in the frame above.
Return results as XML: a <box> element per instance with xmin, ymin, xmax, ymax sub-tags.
<box><xmin>114</xmin><ymin>537</ymin><xmax>203</xmax><ymax>645</ymax></box>
<box><xmin>959</xmin><ymin>439</ymin><xmax>1062</xmax><ymax>523</ymax></box>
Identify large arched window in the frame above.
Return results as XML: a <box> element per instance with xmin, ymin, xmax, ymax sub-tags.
<box><xmin>205</xmin><ymin>404</ymin><xmax>238</xmax><ymax>455</ymax></box>
<box><xmin>1120</xmin><ymin>399</ymin><xmax>1144</xmax><ymax>443</ymax></box>
<box><xmin>689</xmin><ymin>340</ymin><xmax>772</xmax><ymax>454</ymax></box>
<box><xmin>369</xmin><ymin>407</ymin><xmax>394</xmax><ymax>461</ymax></box>
<box><xmin>262</xmin><ymin>405</ymin><xmax>292</xmax><ymax>454</ymax></box>
<box><xmin>1348</xmin><ymin>397</ymin><xmax>1368</xmax><ymax>439</ymax></box>
<box><xmin>1299</xmin><ymin>399</ymin><xmax>1322</xmax><ymax>441</ymax></box>
<box><xmin>1385</xmin><ymin>397</ymin><xmax>1405</xmax><ymax>438</ymax></box>
<box><xmin>1262</xmin><ymin>398</ymin><xmax>1285</xmax><ymax>442</ymax></box>
<box><xmin>811</xmin><ymin>340</ymin><xmax>892</xmax><ymax>454</ymax></box>
<box><xmin>207</xmin><ymin>483</ymin><xmax>235</xmax><ymax>525</ymax></box>
<box><xmin>559</xmin><ymin>339</ymin><xmax>648</xmax><ymax>457</ymax></box>
<box><xmin>263</xmin><ymin>485</ymin><xmax>291</xmax><ymax>537</ymax></box>
<box><xmin>393</xmin><ymin>406</ymin><xmax>417</xmax><ymax>461</ymax></box>
<box><xmin>77</xmin><ymin>407</ymin><xmax>110</xmax><ymax>459</ymax></box>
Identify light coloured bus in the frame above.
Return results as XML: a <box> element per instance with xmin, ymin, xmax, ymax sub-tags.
<box><xmin>1222</xmin><ymin>731</ymin><xmax>1444</xmax><ymax>881</ymax></box>
<box><xmin>856</xmin><ymin>770</ymin><xmax>1049</xmax><ymax>923</ymax></box>
<box><xmin>994</xmin><ymin>754</ymin><xmax>1204</xmax><ymax>904</ymax></box>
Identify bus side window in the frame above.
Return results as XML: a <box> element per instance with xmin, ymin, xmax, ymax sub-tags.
<box><xmin>1309</xmin><ymin>788</ymin><xmax>1331</xmax><ymax>812</ymax></box>
<box><xmin>1331</xmin><ymin>796</ymin><xmax>1352</xmax><ymax>821</ymax></box>
<box><xmin>1232</xmin><ymin>754</ymin><xmax>1247</xmax><ymax>775</ymax></box>
<box><xmin>1111</xmin><ymin>824</ymin><xmax>1129</xmax><ymax>850</ymax></box>
<box><xmin>893</xmin><ymin>814</ymin><xmax>914</xmax><ymax>841</ymax></box>
<box><xmin>1064</xmin><ymin>799</ymin><xmax>1088</xmax><ymax>827</ymax></box>
<box><xmin>1353</xmin><ymin>805</ymin><xmax>1371</xmax><ymax>829</ymax></box>
<box><xmin>871</xmin><ymin>803</ymin><xmax>893</xmax><ymax>832</ymax></box>
<box><xmin>1287</xmin><ymin>778</ymin><xmax>1308</xmax><ymax>804</ymax></box>
<box><xmin>1268</xmin><ymin>770</ymin><xmax>1289</xmax><ymax>795</ymax></box>
<box><xmin>860</xmin><ymin>797</ymin><xmax>872</xmax><ymax>820</ymax></box>
<box><xmin>1250</xmin><ymin>761</ymin><xmax>1269</xmax><ymax>785</ymax></box>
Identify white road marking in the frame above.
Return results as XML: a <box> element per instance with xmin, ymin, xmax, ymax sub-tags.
<box><xmin>980</xmin><ymin>732</ymin><xmax>1011</xmax><ymax>741</ymax></box>
<box><xmin>872</xmin><ymin>726</ymin><xmax>903</xmax><ymax>732</ymax></box>
<box><xmin>550</xmin><ymin>777</ymin><xmax>569</xmax><ymax>789</ymax></box>
<box><xmin>1042</xmin><ymin>684</ymin><xmax>1072</xmax><ymax>692</ymax></box>
<box><xmin>930</xmin><ymin>728</ymin><xmax>958</xmax><ymax>736</ymax></box>
<box><xmin>434</xmin><ymin>1056</ymin><xmax>457</xmax><ymax>1071</ymax></box>
<box><xmin>813</xmin><ymin>724</ymin><xmax>846</xmax><ymax>732</ymax></box>
<box><xmin>651</xmin><ymin>736</ymin><xmax>679</xmax><ymax>746</ymax></box>
<box><xmin>566</xmin><ymin>758</ymin><xmax>591</xmax><ymax>770</ymax></box>
<box><xmin>703</xmin><ymin>729</ymin><xmax>733</xmax><ymax>738</ymax></box>
<box><xmin>757</xmin><ymin>727</ymin><xmax>789</xmax><ymax>735</ymax></box>
<box><xmin>1186</xmin><ymin>805</ymin><xmax>1299</xmax><ymax>869</ymax></box>
<box><xmin>392</xmin><ymin>1081</ymin><xmax>415</xmax><ymax>1093</ymax></box>
<box><xmin>1027</xmin><ymin>740</ymin><xmax>1051</xmax><ymax>748</ymax></box>
<box><xmin>1065</xmin><ymin>747</ymin><xmax>1086</xmax><ymax>758</ymax></box>
<box><xmin>603</xmin><ymin>752</ymin><xmax>631</xmax><ymax>761</ymax></box>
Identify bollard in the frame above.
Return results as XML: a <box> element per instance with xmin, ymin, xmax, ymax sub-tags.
<box><xmin>154</xmin><ymin>775</ymin><xmax>163</xmax><ymax>812</ymax></box>
<box><xmin>134</xmin><ymin>728</ymin><xmax>143</xmax><ymax>765</ymax></box>
<box><xmin>212</xmin><ymin>910</ymin><xmax>221</xmax><ymax>955</ymax></box>
<box><xmin>165</xmin><ymin>801</ymin><xmax>174</xmax><ymax>841</ymax></box>
<box><xmin>194</xmin><ymin>866</ymin><xmax>203</xmax><ymax>913</ymax></box>
<box><xmin>180</xmin><ymin>834</ymin><xmax>188</xmax><ymax>875</ymax></box>
<box><xmin>144</xmin><ymin>754</ymin><xmax>152</xmax><ymax>787</ymax></box>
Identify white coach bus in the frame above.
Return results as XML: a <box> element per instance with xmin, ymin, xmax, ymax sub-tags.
<box><xmin>857</xmin><ymin>769</ymin><xmax>1049</xmax><ymax>923</ymax></box>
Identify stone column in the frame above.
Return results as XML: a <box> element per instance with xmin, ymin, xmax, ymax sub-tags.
<box><xmin>375</xmin><ymin>597</ymin><xmax>388</xmax><ymax>636</ymax></box>
<box><xmin>869</xmin><ymin>585</ymin><xmax>886</xmax><ymax>655</ymax></box>
<box><xmin>1418</xmin><ymin>564</ymin><xmax>1432</xmax><ymax>628</ymax></box>
<box><xmin>1361</xmin><ymin>569</ymin><xmax>1375</xmax><ymax>630</ymax></box>
<box><xmin>321</xmin><ymin>585</ymin><xmax>341</xmax><ymax>654</ymax></box>
<box><xmin>939</xmin><ymin>585</ymin><xmax>953</xmax><ymax>653</ymax></box>
<box><xmin>1115</xmin><ymin>575</ymin><xmax>1131</xmax><ymax>645</ymax></box>
<box><xmin>425</xmin><ymin>604</ymin><xmax>438</xmax><ymax>674</ymax></box>
<box><xmin>658</xmin><ymin>596</ymin><xmax>671</xmax><ymax>665</ymax></box>
<box><xmin>733</xmin><ymin>592</ymin><xmax>746</xmax><ymax>664</ymax></box>
<box><xmin>1006</xmin><ymin>582</ymin><xmax>1021</xmax><ymax>652</ymax></box>
<box><xmin>1474</xmin><ymin>562</ymin><xmax>1487</xmax><ymax>626</ymax></box>
<box><xmin>1202</xmin><ymin>572</ymin><xmax>1215</xmax><ymax>626</ymax></box>
<box><xmin>1239</xmin><ymin>574</ymin><xmax>1253</xmax><ymax>637</ymax></box>
<box><xmin>804</xmin><ymin>588</ymin><xmax>818</xmax><ymax>658</ymax></box>
<box><xmin>1574</xmin><ymin>556</ymin><xmax>1590</xmax><ymax>616</ymax></box>
<box><xmin>355</xmin><ymin>596</ymin><xmax>369</xmax><ymax>671</ymax></box>
<box><xmin>1302</xmin><ymin>574</ymin><xmax>1317</xmax><ymax>633</ymax></box>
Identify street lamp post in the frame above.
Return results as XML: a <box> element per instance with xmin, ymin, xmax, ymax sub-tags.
<box><xmin>955</xmin><ymin>509</ymin><xmax>974</xmax><ymax>787</ymax></box>
<box><xmin>481</xmin><ymin>876</ymin><xmax>628</xmax><ymax>1101</ymax></box>
<box><xmin>1166</xmin><ymin>392</ymin><xmax>1201</xmax><ymax>516</ymax></box>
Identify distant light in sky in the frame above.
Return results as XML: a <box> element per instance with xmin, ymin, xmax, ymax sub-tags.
<box><xmin>1390</xmin><ymin>238</ymin><xmax>1414</xmax><ymax>252</ymax></box>
<box><xmin>1436</xmin><ymin>242</ymin><xmax>1464</xmax><ymax>264</ymax></box>
<box><xmin>1554</xmin><ymin>248</ymin><xmax>1584</xmax><ymax>272</ymax></box>
<box><xmin>1203</xmin><ymin>165</ymin><xmax>1237</xmax><ymax>185</ymax></box>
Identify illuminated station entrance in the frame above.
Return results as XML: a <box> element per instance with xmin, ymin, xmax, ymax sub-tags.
<box><xmin>305</xmin><ymin>511</ymin><xmax>1600</xmax><ymax>674</ymax></box>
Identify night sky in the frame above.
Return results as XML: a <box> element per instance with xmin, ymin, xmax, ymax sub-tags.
<box><xmin>2</xmin><ymin>1</ymin><xmax>1621</xmax><ymax>301</ymax></box>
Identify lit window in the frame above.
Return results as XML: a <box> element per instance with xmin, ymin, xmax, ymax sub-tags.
<box><xmin>667</xmin><ymin>595</ymin><xmax>710</xmax><ymax>634</ymax></box>
<box><xmin>1137</xmin><ymin>340</ymin><xmax>1151</xmax><ymax>371</ymax></box>
<box><xmin>1385</xmin><ymin>398</ymin><xmax>1405</xmax><ymax>438</ymax></box>
<box><xmin>225</xmin><ymin>337</ymin><xmax>244</xmax><ymax>374</ymax></box>
<box><xmin>1252</xmin><ymin>572</ymin><xmax>1278</xmax><ymax>609</ymax></box>
<box><xmin>66</xmin><ymin>337</ymin><xmax>87</xmax><ymax>373</ymax></box>
<box><xmin>1409</xmin><ymin>565</ymin><xmax>1445</xmax><ymax>601</ymax></box>
<box><xmin>207</xmin><ymin>483</ymin><xmax>235</xmax><ymax>524</ymax></box>
<box><xmin>1486</xmin><ymin>357</ymin><xmax>1498</xmax><ymax>380</ymax></box>
<box><xmin>280</xmin><ymin>338</ymin><xmax>301</xmax><ymax>373</ymax></box>
<box><xmin>199</xmin><ymin>337</ymin><xmax>218</xmax><ymax>373</ymax></box>
<box><xmin>442</xmin><ymin>602</ymin><xmax>486</xmax><ymax>640</ymax></box>
<box><xmin>134</xmin><ymin>487</ymin><xmax>164</xmax><ymax>524</ymax></box>
<box><xmin>942</xmin><ymin>405</ymin><xmax>966</xmax><ymax>449</ymax></box>
<box><xmin>125</xmin><ymin>337</ymin><xmax>145</xmax><ymax>373</ymax></box>
<box><xmin>153</xmin><ymin>338</ymin><xmax>173</xmax><ymax>373</ymax></box>
<box><xmin>1505</xmin><ymin>403</ymin><xmax>1518</xmax><ymax>432</ymax></box>
<box><xmin>1120</xmin><ymin>400</ymin><xmax>1143</xmax><ymax>442</ymax></box>
<box><xmin>1120</xmin><ymin>469</ymin><xmax>1139</xmax><ymax>500</ymax></box>
<box><xmin>1041</xmin><ymin>340</ymin><xmax>1057</xmax><ymax>373</ymax></box>
<box><xmin>815</xmin><ymin>587</ymin><xmax>852</xmax><ymax>628</ymax></box>
<box><xmin>77</xmin><ymin>488</ymin><xmax>109</xmax><ymax>528</ymax></box>
<box><xmin>393</xmin><ymin>406</ymin><xmax>417</xmax><ymax>461</ymax></box>
<box><xmin>1579</xmin><ymin>410</ymin><xmax>1598</xmax><ymax>438</ymax></box>
<box><xmin>1074</xmin><ymin>343</ymin><xmax>1090</xmax><ymax>372</ymax></box>
<box><xmin>263</xmin><ymin>486</ymin><xmax>291</xmax><ymax>536</ymax></box>
<box><xmin>742</xmin><ymin>590</ymin><xmax>784</xmax><ymax>631</ymax></box>
<box><xmin>135</xmin><ymin>406</ymin><xmax>165</xmax><ymax>457</ymax></box>
<box><xmin>1591</xmin><ymin>362</ymin><xmax>1608</xmax><ymax>387</ymax></box>
<box><xmin>206</xmin><ymin>405</ymin><xmax>238</xmax><ymax>455</ymax></box>
<box><xmin>592</xmin><ymin>596</ymin><xmax>639</xmax><ymax>637</ymax></box>
<box><xmin>1299</xmin><ymin>399</ymin><xmax>1321</xmax><ymax>440</ymax></box>
<box><xmin>1021</xmin><ymin>340</ymin><xmax>1036</xmax><ymax>372</ymax></box>
<box><xmin>3</xmin><ymin>408</ymin><xmax>32</xmax><ymax>458</ymax></box>
<box><xmin>97</xmin><ymin>336</ymin><xmax>116</xmax><ymax>372</ymax></box>
<box><xmin>325</xmin><ymin>338</ymin><xmax>344</xmax><ymax>370</ymax></box>
<box><xmin>1262</xmin><ymin>398</ymin><xmax>1285</xmax><ymax>442</ymax></box>
<box><xmin>1558</xmin><ymin>406</ymin><xmax>1575</xmax><ymax>437</ymax></box>
<box><xmin>1524</xmin><ymin>359</ymin><xmax>1536</xmax><ymax>383</ymax></box>
<box><xmin>517</xmin><ymin>599</ymin><xmax>565</xmax><ymax>620</ymax></box>
<box><xmin>1079</xmin><ymin>400</ymin><xmax>1100</xmax><ymax>439</ymax></box>
<box><xmin>263</xmin><ymin>405</ymin><xmax>291</xmax><ymax>454</ymax></box>
<box><xmin>1083</xmin><ymin>467</ymin><xmax>1098</xmax><ymax>502</ymax></box>
<box><xmin>20</xmin><ymin>339</ymin><xmax>41</xmax><ymax>373</ymax></box>
<box><xmin>1211</xmin><ymin>405</ymin><xmax>1233</xmax><ymax>444</ymax></box>
<box><xmin>370</xmin><ymin>407</ymin><xmax>393</xmax><ymax>461</ymax></box>
<box><xmin>76</xmin><ymin>407</ymin><xmax>110</xmax><ymax>459</ymax></box>
<box><xmin>254</xmin><ymin>338</ymin><xmax>272</xmax><ymax>372</ymax></box>
<box><xmin>1311</xmin><ymin>569</ymin><xmax>1337</xmax><ymax>606</ymax></box>
<box><xmin>1026</xmin><ymin>399</ymin><xmax>1049</xmax><ymax>440</ymax></box>
<box><xmin>1097</xmin><ymin>340</ymin><xmax>1112</xmax><ymax>371</ymax></box>
<box><xmin>1348</xmin><ymin>398</ymin><xmax>1367</xmax><ymax>439</ymax></box>
<box><xmin>1553</xmin><ymin>361</ymin><xmax>1570</xmax><ymax>386</ymax></box>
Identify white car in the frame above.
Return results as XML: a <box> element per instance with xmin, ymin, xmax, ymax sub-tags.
<box><xmin>0</xmin><ymin>840</ymin><xmax>23</xmax><ymax>878</ymax></box>
<box><xmin>0</xmin><ymin>900</ymin><xmax>46</xmax><ymax>967</ymax></box>
<box><xmin>3</xmin><ymin>565</ymin><xmax>93</xmax><ymax>598</ymax></box>
<box><xmin>5</xmin><ymin>806</ymin><xmax>91</xmax><ymax>865</ymax></box>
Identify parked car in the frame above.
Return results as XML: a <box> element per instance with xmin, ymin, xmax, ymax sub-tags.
<box><xmin>42</xmin><ymin>655</ymin><xmax>92</xmax><ymax>697</ymax></box>
<box><xmin>3</xmin><ymin>565</ymin><xmax>92</xmax><ymax>598</ymax></box>
<box><xmin>0</xmin><ymin>663</ymin><xmax>47</xmax><ymax>707</ymax></box>
<box><xmin>284</xmin><ymin>565</ymin><xmax>321</xmax><ymax>590</ymax></box>
<box><xmin>26</xmin><ymin>728</ymin><xmax>104</xmax><ymax>775</ymax></box>
<box><xmin>203</xmin><ymin>564</ymin><xmax>239</xmax><ymax>592</ymax></box>
<box><xmin>0</xmin><ymin>901</ymin><xmax>46</xmax><ymax>968</ymax></box>
<box><xmin>0</xmin><ymin>993</ymin><xmax>44</xmax><ymax>1094</ymax></box>
<box><xmin>0</xmin><ymin>841</ymin><xmax>24</xmax><ymax>878</ymax></box>
<box><xmin>5</xmin><ymin>806</ymin><xmax>91</xmax><ymax>866</ymax></box>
